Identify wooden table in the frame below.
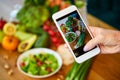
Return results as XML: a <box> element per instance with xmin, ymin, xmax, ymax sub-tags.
<box><xmin>0</xmin><ymin>14</ymin><xmax>120</xmax><ymax>80</ymax></box>
<box><xmin>87</xmin><ymin>14</ymin><xmax>120</xmax><ymax>80</ymax></box>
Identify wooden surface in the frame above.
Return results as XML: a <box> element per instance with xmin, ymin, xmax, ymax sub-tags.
<box><xmin>0</xmin><ymin>14</ymin><xmax>120</xmax><ymax>80</ymax></box>
<box><xmin>87</xmin><ymin>14</ymin><xmax>120</xmax><ymax>80</ymax></box>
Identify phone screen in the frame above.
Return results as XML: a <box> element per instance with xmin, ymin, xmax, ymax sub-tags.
<box><xmin>56</xmin><ymin>10</ymin><xmax>96</xmax><ymax>57</ymax></box>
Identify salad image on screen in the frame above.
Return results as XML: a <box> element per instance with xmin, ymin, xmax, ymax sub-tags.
<box><xmin>57</xmin><ymin>11</ymin><xmax>92</xmax><ymax>57</ymax></box>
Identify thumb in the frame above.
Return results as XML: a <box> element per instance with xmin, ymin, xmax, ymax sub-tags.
<box><xmin>84</xmin><ymin>35</ymin><xmax>102</xmax><ymax>51</ymax></box>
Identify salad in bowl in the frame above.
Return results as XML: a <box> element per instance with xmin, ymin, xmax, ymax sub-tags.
<box><xmin>17</xmin><ymin>48</ymin><xmax>62</xmax><ymax>78</ymax></box>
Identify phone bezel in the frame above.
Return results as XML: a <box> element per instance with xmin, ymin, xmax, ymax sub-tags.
<box><xmin>52</xmin><ymin>5</ymin><xmax>100</xmax><ymax>63</ymax></box>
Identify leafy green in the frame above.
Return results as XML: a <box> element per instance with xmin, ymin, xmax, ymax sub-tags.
<box><xmin>24</xmin><ymin>0</ymin><xmax>47</xmax><ymax>6</ymax></box>
<box><xmin>20</xmin><ymin>53</ymin><xmax>59</xmax><ymax>75</ymax></box>
<box><xmin>48</xmin><ymin>5</ymin><xmax>59</xmax><ymax>19</ymax></box>
<box><xmin>65</xmin><ymin>16</ymin><xmax>73</xmax><ymax>28</ymax></box>
<box><xmin>16</xmin><ymin>5</ymin><xmax>49</xmax><ymax>28</ymax></box>
<box><xmin>65</xmin><ymin>32</ymin><xmax>76</xmax><ymax>42</ymax></box>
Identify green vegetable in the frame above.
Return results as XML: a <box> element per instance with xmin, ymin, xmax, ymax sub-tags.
<box><xmin>21</xmin><ymin>53</ymin><xmax>59</xmax><ymax>75</ymax></box>
<box><xmin>0</xmin><ymin>30</ymin><xmax>5</xmax><ymax>43</ymax></box>
<box><xmin>65</xmin><ymin>32</ymin><xmax>76</xmax><ymax>43</ymax></box>
<box><xmin>48</xmin><ymin>5</ymin><xmax>59</xmax><ymax>19</ymax></box>
<box><xmin>16</xmin><ymin>24</ymin><xmax>27</xmax><ymax>31</ymax></box>
<box><xmin>16</xmin><ymin>5</ymin><xmax>49</xmax><ymax>28</ymax></box>
<box><xmin>65</xmin><ymin>61</ymin><xmax>84</xmax><ymax>80</ymax></box>
<box><xmin>65</xmin><ymin>59</ymin><xmax>92</xmax><ymax>80</ymax></box>
<box><xmin>74</xmin><ymin>59</ymin><xmax>92</xmax><ymax>80</ymax></box>
<box><xmin>27</xmin><ymin>28</ymin><xmax>50</xmax><ymax>48</ymax></box>
<box><xmin>65</xmin><ymin>16</ymin><xmax>73</xmax><ymax>29</ymax></box>
<box><xmin>24</xmin><ymin>0</ymin><xmax>47</xmax><ymax>6</ymax></box>
<box><xmin>17</xmin><ymin>35</ymin><xmax>37</xmax><ymax>52</ymax></box>
<box><xmin>14</xmin><ymin>31</ymin><xmax>35</xmax><ymax>41</ymax></box>
<box><xmin>34</xmin><ymin>33</ymin><xmax>49</xmax><ymax>48</ymax></box>
<box><xmin>75</xmin><ymin>0</ymin><xmax>85</xmax><ymax>8</ymax></box>
<box><xmin>74</xmin><ymin>31</ymin><xmax>85</xmax><ymax>48</ymax></box>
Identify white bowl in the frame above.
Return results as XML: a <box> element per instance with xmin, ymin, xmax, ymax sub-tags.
<box><xmin>17</xmin><ymin>48</ymin><xmax>62</xmax><ymax>78</ymax></box>
<box><xmin>65</xmin><ymin>32</ymin><xmax>77</xmax><ymax>43</ymax></box>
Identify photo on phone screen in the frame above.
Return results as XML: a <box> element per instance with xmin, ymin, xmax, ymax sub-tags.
<box><xmin>56</xmin><ymin>10</ymin><xmax>96</xmax><ymax>57</ymax></box>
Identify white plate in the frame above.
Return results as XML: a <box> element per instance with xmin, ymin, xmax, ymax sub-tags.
<box><xmin>17</xmin><ymin>48</ymin><xmax>62</xmax><ymax>78</ymax></box>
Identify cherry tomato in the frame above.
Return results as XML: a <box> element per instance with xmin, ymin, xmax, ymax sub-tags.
<box><xmin>51</xmin><ymin>37</ymin><xmax>58</xmax><ymax>43</ymax></box>
<box><xmin>43</xmin><ymin>24</ymin><xmax>50</xmax><ymax>31</ymax></box>
<box><xmin>37</xmin><ymin>61</ymin><xmax>43</xmax><ymax>66</ymax></box>
<box><xmin>56</xmin><ymin>32</ymin><xmax>62</xmax><ymax>37</ymax></box>
<box><xmin>48</xmin><ymin>30</ymin><xmax>55</xmax><ymax>36</ymax></box>
<box><xmin>20</xmin><ymin>62</ymin><xmax>25</xmax><ymax>67</ymax></box>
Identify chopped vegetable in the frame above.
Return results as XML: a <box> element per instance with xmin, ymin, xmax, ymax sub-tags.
<box><xmin>65</xmin><ymin>32</ymin><xmax>76</xmax><ymax>43</ymax></box>
<box><xmin>20</xmin><ymin>53</ymin><xmax>59</xmax><ymax>75</ymax></box>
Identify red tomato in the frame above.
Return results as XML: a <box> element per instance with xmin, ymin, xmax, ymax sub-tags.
<box><xmin>20</xmin><ymin>62</ymin><xmax>25</xmax><ymax>67</ymax></box>
<box><xmin>48</xmin><ymin>30</ymin><xmax>55</xmax><ymax>36</ymax></box>
<box><xmin>0</xmin><ymin>18</ymin><xmax>6</xmax><ymax>29</ymax></box>
<box><xmin>43</xmin><ymin>24</ymin><xmax>50</xmax><ymax>31</ymax></box>
<box><xmin>51</xmin><ymin>37</ymin><xmax>58</xmax><ymax>43</ymax></box>
<box><xmin>56</xmin><ymin>32</ymin><xmax>62</xmax><ymax>37</ymax></box>
<box><xmin>37</xmin><ymin>61</ymin><xmax>43</xmax><ymax>66</ymax></box>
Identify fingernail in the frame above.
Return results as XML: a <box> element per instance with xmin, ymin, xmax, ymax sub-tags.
<box><xmin>83</xmin><ymin>46</ymin><xmax>89</xmax><ymax>52</ymax></box>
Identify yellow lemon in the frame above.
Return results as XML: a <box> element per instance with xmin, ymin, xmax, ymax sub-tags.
<box><xmin>3</xmin><ymin>22</ymin><xmax>16</xmax><ymax>35</ymax></box>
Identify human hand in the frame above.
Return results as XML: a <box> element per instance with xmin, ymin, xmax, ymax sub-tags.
<box><xmin>84</xmin><ymin>27</ymin><xmax>120</xmax><ymax>54</ymax></box>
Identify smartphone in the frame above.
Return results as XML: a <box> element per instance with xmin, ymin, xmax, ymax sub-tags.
<box><xmin>52</xmin><ymin>5</ymin><xmax>100</xmax><ymax>63</ymax></box>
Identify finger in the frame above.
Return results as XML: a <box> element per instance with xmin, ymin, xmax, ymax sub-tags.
<box><xmin>84</xmin><ymin>35</ymin><xmax>102</xmax><ymax>51</ymax></box>
<box><xmin>88</xmin><ymin>26</ymin><xmax>103</xmax><ymax>36</ymax></box>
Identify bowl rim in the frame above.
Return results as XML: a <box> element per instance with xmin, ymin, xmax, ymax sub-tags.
<box><xmin>17</xmin><ymin>48</ymin><xmax>62</xmax><ymax>78</ymax></box>
<box><xmin>65</xmin><ymin>32</ymin><xmax>77</xmax><ymax>43</ymax></box>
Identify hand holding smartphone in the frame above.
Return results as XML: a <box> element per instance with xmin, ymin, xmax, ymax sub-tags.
<box><xmin>52</xmin><ymin>5</ymin><xmax>100</xmax><ymax>63</ymax></box>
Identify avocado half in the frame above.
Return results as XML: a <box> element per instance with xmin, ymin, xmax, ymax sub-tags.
<box><xmin>18</xmin><ymin>35</ymin><xmax>37</xmax><ymax>52</ymax></box>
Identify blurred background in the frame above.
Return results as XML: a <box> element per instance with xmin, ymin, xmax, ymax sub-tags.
<box><xmin>1</xmin><ymin>0</ymin><xmax>120</xmax><ymax>30</ymax></box>
<box><xmin>87</xmin><ymin>0</ymin><xmax>120</xmax><ymax>30</ymax></box>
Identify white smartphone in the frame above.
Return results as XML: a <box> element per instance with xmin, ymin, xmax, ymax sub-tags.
<box><xmin>52</xmin><ymin>5</ymin><xmax>100</xmax><ymax>63</ymax></box>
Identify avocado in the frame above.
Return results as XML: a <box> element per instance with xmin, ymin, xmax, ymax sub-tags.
<box><xmin>14</xmin><ymin>31</ymin><xmax>35</xmax><ymax>41</ymax></box>
<box><xmin>18</xmin><ymin>35</ymin><xmax>37</xmax><ymax>52</ymax></box>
